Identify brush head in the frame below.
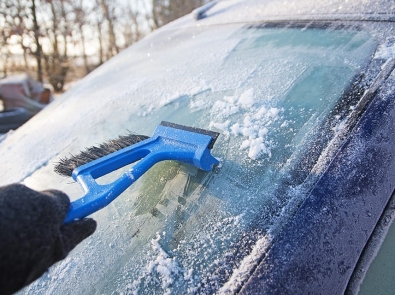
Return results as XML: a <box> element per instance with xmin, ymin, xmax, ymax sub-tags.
<box><xmin>54</xmin><ymin>133</ymin><xmax>149</xmax><ymax>177</ymax></box>
<box><xmin>54</xmin><ymin>122</ymin><xmax>220</xmax><ymax>177</ymax></box>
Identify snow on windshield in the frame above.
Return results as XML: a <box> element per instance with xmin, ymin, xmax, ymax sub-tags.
<box><xmin>208</xmin><ymin>88</ymin><xmax>281</xmax><ymax>160</ymax></box>
<box><xmin>374</xmin><ymin>37</ymin><xmax>395</xmax><ymax>60</ymax></box>
<box><xmin>14</xmin><ymin>23</ymin><xmax>378</xmax><ymax>294</ymax></box>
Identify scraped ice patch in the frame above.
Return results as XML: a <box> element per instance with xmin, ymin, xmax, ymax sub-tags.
<box><xmin>223</xmin><ymin>213</ymin><xmax>245</xmax><ymax>226</ymax></box>
<box><xmin>224</xmin><ymin>95</ymin><xmax>237</xmax><ymax>104</ymax></box>
<box><xmin>147</xmin><ymin>233</ymin><xmax>180</xmax><ymax>294</ymax></box>
<box><xmin>238</xmin><ymin>88</ymin><xmax>255</xmax><ymax>107</ymax></box>
<box><xmin>374</xmin><ymin>41</ymin><xmax>395</xmax><ymax>60</ymax></box>
<box><xmin>48</xmin><ymin>257</ymin><xmax>74</xmax><ymax>281</ymax></box>
<box><xmin>159</xmin><ymin>93</ymin><xmax>184</xmax><ymax>107</ymax></box>
<box><xmin>332</xmin><ymin>117</ymin><xmax>348</xmax><ymax>134</ymax></box>
<box><xmin>124</xmin><ymin>273</ymin><xmax>147</xmax><ymax>295</ymax></box>
<box><xmin>209</xmin><ymin>88</ymin><xmax>282</xmax><ymax>160</ymax></box>
<box><xmin>218</xmin><ymin>235</ymin><xmax>272</xmax><ymax>294</ymax></box>
<box><xmin>269</xmin><ymin>107</ymin><xmax>280</xmax><ymax>117</ymax></box>
<box><xmin>210</xmin><ymin>120</ymin><xmax>230</xmax><ymax>134</ymax></box>
<box><xmin>222</xmin><ymin>213</ymin><xmax>246</xmax><ymax>227</ymax></box>
<box><xmin>211</xmin><ymin>100</ymin><xmax>240</xmax><ymax>119</ymax></box>
<box><xmin>242</xmin><ymin>137</ymin><xmax>271</xmax><ymax>160</ymax></box>
<box><xmin>137</xmin><ymin>105</ymin><xmax>154</xmax><ymax>117</ymax></box>
<box><xmin>190</xmin><ymin>99</ymin><xmax>209</xmax><ymax>111</ymax></box>
<box><xmin>230</xmin><ymin>123</ymin><xmax>242</xmax><ymax>135</ymax></box>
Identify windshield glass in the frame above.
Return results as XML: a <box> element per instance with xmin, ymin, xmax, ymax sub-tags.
<box><xmin>15</xmin><ymin>23</ymin><xmax>377</xmax><ymax>294</ymax></box>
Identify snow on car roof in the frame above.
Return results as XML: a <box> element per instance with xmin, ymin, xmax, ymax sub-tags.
<box><xmin>166</xmin><ymin>0</ymin><xmax>395</xmax><ymax>29</ymax></box>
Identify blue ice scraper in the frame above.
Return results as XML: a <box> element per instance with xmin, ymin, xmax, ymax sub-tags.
<box><xmin>55</xmin><ymin>121</ymin><xmax>220</xmax><ymax>224</ymax></box>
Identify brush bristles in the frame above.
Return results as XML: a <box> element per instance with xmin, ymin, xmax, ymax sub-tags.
<box><xmin>54</xmin><ymin>133</ymin><xmax>149</xmax><ymax>177</ymax></box>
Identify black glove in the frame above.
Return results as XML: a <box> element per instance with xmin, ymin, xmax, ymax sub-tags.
<box><xmin>0</xmin><ymin>183</ymin><xmax>97</xmax><ymax>295</ymax></box>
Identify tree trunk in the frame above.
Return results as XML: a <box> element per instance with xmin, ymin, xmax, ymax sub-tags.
<box><xmin>79</xmin><ymin>24</ymin><xmax>90</xmax><ymax>75</ymax></box>
<box><xmin>49</xmin><ymin>0</ymin><xmax>59</xmax><ymax>62</ymax></box>
<box><xmin>60</xmin><ymin>0</ymin><xmax>68</xmax><ymax>57</ymax></box>
<box><xmin>96</xmin><ymin>18</ymin><xmax>104</xmax><ymax>65</ymax></box>
<box><xmin>20</xmin><ymin>36</ymin><xmax>29</xmax><ymax>70</ymax></box>
<box><xmin>2</xmin><ymin>50</ymin><xmax>9</xmax><ymax>78</ymax></box>
<box><xmin>99</xmin><ymin>0</ymin><xmax>119</xmax><ymax>57</ymax></box>
<box><xmin>31</xmin><ymin>0</ymin><xmax>43</xmax><ymax>82</ymax></box>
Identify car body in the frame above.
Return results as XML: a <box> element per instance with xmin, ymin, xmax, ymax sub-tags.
<box><xmin>0</xmin><ymin>74</ymin><xmax>52</xmax><ymax>133</ymax></box>
<box><xmin>1</xmin><ymin>0</ymin><xmax>395</xmax><ymax>294</ymax></box>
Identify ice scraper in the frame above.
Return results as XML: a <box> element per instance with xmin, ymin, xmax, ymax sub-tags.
<box><xmin>54</xmin><ymin>121</ymin><xmax>220</xmax><ymax>224</ymax></box>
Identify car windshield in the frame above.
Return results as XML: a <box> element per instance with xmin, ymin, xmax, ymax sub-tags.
<box><xmin>15</xmin><ymin>23</ymin><xmax>378</xmax><ymax>294</ymax></box>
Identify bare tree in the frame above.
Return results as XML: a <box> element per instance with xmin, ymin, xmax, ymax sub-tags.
<box><xmin>1</xmin><ymin>0</ymin><xmax>33</xmax><ymax>76</ymax></box>
<box><xmin>0</xmin><ymin>1</ymin><xmax>15</xmax><ymax>76</ymax></box>
<box><xmin>71</xmin><ymin>0</ymin><xmax>91</xmax><ymax>75</ymax></box>
<box><xmin>39</xmin><ymin>0</ymin><xmax>71</xmax><ymax>91</ymax></box>
<box><xmin>140</xmin><ymin>0</ymin><xmax>157</xmax><ymax>31</ymax></box>
<box><xmin>0</xmin><ymin>0</ymin><xmax>204</xmax><ymax>92</ymax></box>
<box><xmin>99</xmin><ymin>0</ymin><xmax>119</xmax><ymax>58</ymax></box>
<box><xmin>94</xmin><ymin>5</ymin><xmax>104</xmax><ymax>66</ymax></box>
<box><xmin>59</xmin><ymin>0</ymin><xmax>70</xmax><ymax>57</ymax></box>
<box><xmin>13</xmin><ymin>0</ymin><xmax>29</xmax><ymax>70</ymax></box>
<box><xmin>121</xmin><ymin>2</ymin><xmax>144</xmax><ymax>48</ymax></box>
<box><xmin>0</xmin><ymin>43</ymin><xmax>10</xmax><ymax>77</ymax></box>
<box><xmin>31</xmin><ymin>0</ymin><xmax>43</xmax><ymax>82</ymax></box>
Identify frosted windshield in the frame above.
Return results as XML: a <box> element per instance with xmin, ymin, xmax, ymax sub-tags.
<box><xmin>18</xmin><ymin>24</ymin><xmax>376</xmax><ymax>294</ymax></box>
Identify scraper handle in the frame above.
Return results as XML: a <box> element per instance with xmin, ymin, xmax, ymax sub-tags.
<box><xmin>64</xmin><ymin>125</ymin><xmax>219</xmax><ymax>223</ymax></box>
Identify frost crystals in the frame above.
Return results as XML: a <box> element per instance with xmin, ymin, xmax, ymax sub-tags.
<box><xmin>209</xmin><ymin>88</ymin><xmax>282</xmax><ymax>160</ymax></box>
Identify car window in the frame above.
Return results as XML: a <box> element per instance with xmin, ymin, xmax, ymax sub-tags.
<box><xmin>17</xmin><ymin>23</ymin><xmax>379</xmax><ymax>294</ymax></box>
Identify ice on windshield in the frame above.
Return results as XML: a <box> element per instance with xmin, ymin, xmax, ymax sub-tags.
<box><xmin>17</xmin><ymin>23</ymin><xmax>377</xmax><ymax>294</ymax></box>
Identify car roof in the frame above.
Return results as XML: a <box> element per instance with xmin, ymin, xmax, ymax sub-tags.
<box><xmin>164</xmin><ymin>0</ymin><xmax>395</xmax><ymax>29</ymax></box>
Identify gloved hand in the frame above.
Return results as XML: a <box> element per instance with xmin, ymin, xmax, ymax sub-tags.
<box><xmin>0</xmin><ymin>183</ymin><xmax>97</xmax><ymax>295</ymax></box>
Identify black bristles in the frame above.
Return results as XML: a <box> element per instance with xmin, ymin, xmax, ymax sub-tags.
<box><xmin>54</xmin><ymin>133</ymin><xmax>149</xmax><ymax>177</ymax></box>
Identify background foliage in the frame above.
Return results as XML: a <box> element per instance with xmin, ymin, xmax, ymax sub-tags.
<box><xmin>0</xmin><ymin>0</ymin><xmax>207</xmax><ymax>92</ymax></box>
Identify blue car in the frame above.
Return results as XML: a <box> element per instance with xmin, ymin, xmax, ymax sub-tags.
<box><xmin>1</xmin><ymin>0</ymin><xmax>395</xmax><ymax>294</ymax></box>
